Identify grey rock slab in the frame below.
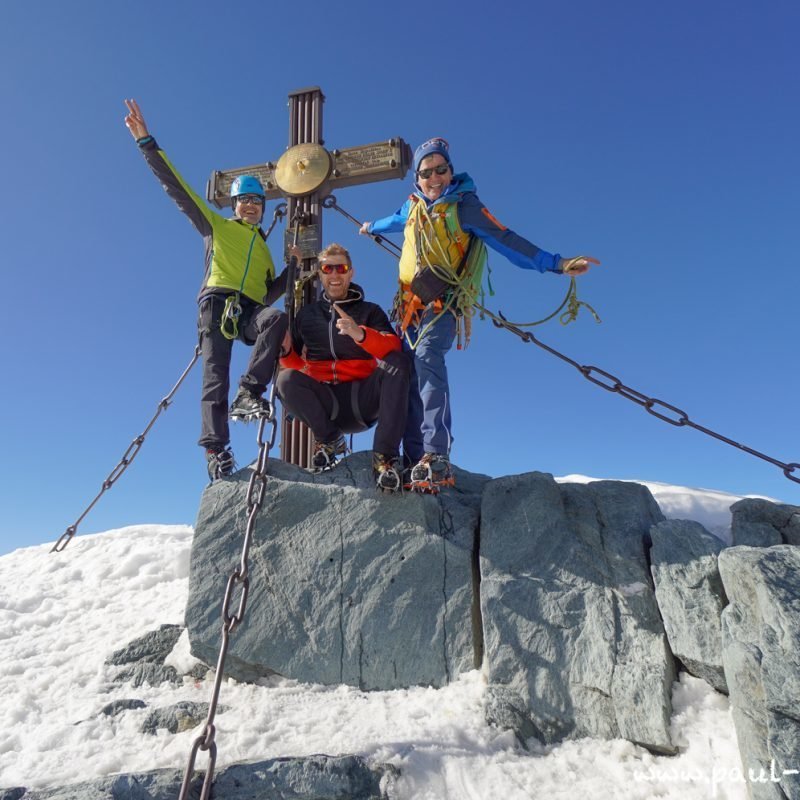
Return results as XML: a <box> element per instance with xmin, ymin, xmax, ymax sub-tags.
<box><xmin>0</xmin><ymin>755</ymin><xmax>392</xmax><ymax>799</ymax></box>
<box><xmin>0</xmin><ymin>772</ymin><xmax>186</xmax><ymax>800</ymax></box>
<box><xmin>650</xmin><ymin>519</ymin><xmax>728</xmax><ymax>692</ymax></box>
<box><xmin>719</xmin><ymin>545</ymin><xmax>800</xmax><ymax>800</ymax></box>
<box><xmin>74</xmin><ymin>699</ymin><xmax>148</xmax><ymax>726</ymax></box>
<box><xmin>112</xmin><ymin>663</ymin><xmax>179</xmax><ymax>689</ymax></box>
<box><xmin>213</xmin><ymin>754</ymin><xmax>393</xmax><ymax>799</ymax></box>
<box><xmin>140</xmin><ymin>701</ymin><xmax>220</xmax><ymax>735</ymax></box>
<box><xmin>99</xmin><ymin>699</ymin><xmax>147</xmax><ymax>717</ymax></box>
<box><xmin>105</xmin><ymin>625</ymin><xmax>183</xmax><ymax>666</ymax></box>
<box><xmin>186</xmin><ymin>451</ymin><xmax>482</xmax><ymax>689</ymax></box>
<box><xmin>731</xmin><ymin>498</ymin><xmax>800</xmax><ymax>547</ymax></box>
<box><xmin>480</xmin><ymin>472</ymin><xmax>676</xmax><ymax>753</ymax></box>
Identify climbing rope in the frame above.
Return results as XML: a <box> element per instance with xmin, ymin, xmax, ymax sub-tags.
<box><xmin>178</xmin><ymin>389</ymin><xmax>279</xmax><ymax>799</ymax></box>
<box><xmin>323</xmin><ymin>193</ymin><xmax>600</xmax><ymax>334</ymax></box>
<box><xmin>326</xmin><ymin>194</ymin><xmax>800</xmax><ymax>487</ymax></box>
<box><xmin>285</xmin><ymin>209</ymin><xmax>306</xmax><ymax>330</ymax></box>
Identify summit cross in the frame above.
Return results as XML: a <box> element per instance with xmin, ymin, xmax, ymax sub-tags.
<box><xmin>206</xmin><ymin>86</ymin><xmax>411</xmax><ymax>467</ymax></box>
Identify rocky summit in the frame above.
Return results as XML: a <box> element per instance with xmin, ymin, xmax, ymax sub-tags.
<box><xmin>5</xmin><ymin>454</ymin><xmax>798</xmax><ymax>799</ymax></box>
<box><xmin>187</xmin><ymin>452</ymin><xmax>795</xmax><ymax>758</ymax></box>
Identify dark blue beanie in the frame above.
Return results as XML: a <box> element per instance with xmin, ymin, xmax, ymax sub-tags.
<box><xmin>413</xmin><ymin>138</ymin><xmax>452</xmax><ymax>173</ymax></box>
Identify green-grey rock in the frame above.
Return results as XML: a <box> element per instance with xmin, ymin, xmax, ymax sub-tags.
<box><xmin>731</xmin><ymin>498</ymin><xmax>800</xmax><ymax>547</ymax></box>
<box><xmin>185</xmin><ymin>452</ymin><xmax>488</xmax><ymax>689</ymax></box>
<box><xmin>140</xmin><ymin>701</ymin><xmax>219</xmax><ymax>735</ymax></box>
<box><xmin>650</xmin><ymin>519</ymin><xmax>728</xmax><ymax>692</ymax></box>
<box><xmin>99</xmin><ymin>699</ymin><xmax>147</xmax><ymax>717</ymax></box>
<box><xmin>480</xmin><ymin>473</ymin><xmax>676</xmax><ymax>753</ymax></box>
<box><xmin>105</xmin><ymin>625</ymin><xmax>184</xmax><ymax>666</ymax></box>
<box><xmin>719</xmin><ymin>545</ymin><xmax>800</xmax><ymax>800</ymax></box>
<box><xmin>0</xmin><ymin>754</ymin><xmax>392</xmax><ymax>799</ymax></box>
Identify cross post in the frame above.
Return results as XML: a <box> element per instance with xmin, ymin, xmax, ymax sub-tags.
<box><xmin>206</xmin><ymin>87</ymin><xmax>412</xmax><ymax>467</ymax></box>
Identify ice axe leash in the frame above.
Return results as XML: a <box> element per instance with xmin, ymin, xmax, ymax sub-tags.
<box><xmin>326</xmin><ymin>194</ymin><xmax>799</xmax><ymax>487</ymax></box>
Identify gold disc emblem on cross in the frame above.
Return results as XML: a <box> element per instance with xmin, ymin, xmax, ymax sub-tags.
<box><xmin>274</xmin><ymin>143</ymin><xmax>331</xmax><ymax>197</ymax></box>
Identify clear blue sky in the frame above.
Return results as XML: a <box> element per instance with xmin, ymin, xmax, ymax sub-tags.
<box><xmin>2</xmin><ymin>0</ymin><xmax>798</xmax><ymax>554</ymax></box>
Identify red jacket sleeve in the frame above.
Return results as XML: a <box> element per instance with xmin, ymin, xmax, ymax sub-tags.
<box><xmin>358</xmin><ymin>327</ymin><xmax>401</xmax><ymax>359</ymax></box>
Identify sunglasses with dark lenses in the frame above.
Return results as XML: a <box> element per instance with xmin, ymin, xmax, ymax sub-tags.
<box><xmin>319</xmin><ymin>262</ymin><xmax>351</xmax><ymax>275</ymax></box>
<box><xmin>417</xmin><ymin>164</ymin><xmax>451</xmax><ymax>180</ymax></box>
<box><xmin>236</xmin><ymin>193</ymin><xmax>264</xmax><ymax>205</ymax></box>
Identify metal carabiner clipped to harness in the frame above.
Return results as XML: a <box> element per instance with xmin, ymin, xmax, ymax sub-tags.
<box><xmin>220</xmin><ymin>293</ymin><xmax>243</xmax><ymax>340</ymax></box>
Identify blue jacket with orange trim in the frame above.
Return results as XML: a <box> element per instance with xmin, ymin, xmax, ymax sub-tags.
<box><xmin>367</xmin><ymin>173</ymin><xmax>562</xmax><ymax>274</ymax></box>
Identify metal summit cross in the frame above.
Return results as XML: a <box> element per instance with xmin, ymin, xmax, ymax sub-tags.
<box><xmin>206</xmin><ymin>86</ymin><xmax>412</xmax><ymax>468</ymax></box>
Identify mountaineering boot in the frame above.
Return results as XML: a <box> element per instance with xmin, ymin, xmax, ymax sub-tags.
<box><xmin>410</xmin><ymin>453</ymin><xmax>455</xmax><ymax>493</ymax></box>
<box><xmin>206</xmin><ymin>447</ymin><xmax>235</xmax><ymax>482</ymax></box>
<box><xmin>229</xmin><ymin>387</ymin><xmax>272</xmax><ymax>420</ymax></box>
<box><xmin>373</xmin><ymin>452</ymin><xmax>403</xmax><ymax>493</ymax></box>
<box><xmin>311</xmin><ymin>434</ymin><xmax>348</xmax><ymax>472</ymax></box>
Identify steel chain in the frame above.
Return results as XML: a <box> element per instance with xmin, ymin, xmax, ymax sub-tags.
<box><xmin>324</xmin><ymin>194</ymin><xmax>798</xmax><ymax>487</ymax></box>
<box><xmin>477</xmin><ymin>307</ymin><xmax>800</xmax><ymax>485</ymax></box>
<box><xmin>178</xmin><ymin>387</ymin><xmax>278</xmax><ymax>800</ymax></box>
<box><xmin>52</xmin><ymin>207</ymin><xmax>287</xmax><ymax>556</ymax></box>
<box><xmin>323</xmin><ymin>194</ymin><xmax>403</xmax><ymax>260</ymax></box>
<box><xmin>263</xmin><ymin>202</ymin><xmax>288</xmax><ymax>241</ymax></box>
<box><xmin>50</xmin><ymin>345</ymin><xmax>202</xmax><ymax>553</ymax></box>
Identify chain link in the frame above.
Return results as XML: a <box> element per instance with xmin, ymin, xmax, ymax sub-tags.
<box><xmin>51</xmin><ymin>210</ymin><xmax>287</xmax><ymax>556</ymax></box>
<box><xmin>50</xmin><ymin>345</ymin><xmax>202</xmax><ymax>553</ymax></box>
<box><xmin>323</xmin><ymin>195</ymin><xmax>404</xmax><ymax>260</ymax></box>
<box><xmin>325</xmin><ymin>194</ymin><xmax>799</xmax><ymax>486</ymax></box>
<box><xmin>162</xmin><ymin>204</ymin><xmax>284</xmax><ymax>793</ymax></box>
<box><xmin>477</xmin><ymin>306</ymin><xmax>800</xmax><ymax>486</ymax></box>
<box><xmin>322</xmin><ymin>196</ymin><xmax>798</xmax><ymax>488</ymax></box>
<box><xmin>178</xmin><ymin>385</ymin><xmax>278</xmax><ymax>800</ymax></box>
<box><xmin>263</xmin><ymin>202</ymin><xmax>288</xmax><ymax>241</ymax></box>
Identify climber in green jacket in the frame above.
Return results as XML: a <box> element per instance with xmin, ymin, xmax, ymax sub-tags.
<box><xmin>124</xmin><ymin>98</ymin><xmax>292</xmax><ymax>481</ymax></box>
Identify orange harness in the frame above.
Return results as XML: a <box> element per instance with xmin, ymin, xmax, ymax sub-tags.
<box><xmin>397</xmin><ymin>283</ymin><xmax>445</xmax><ymax>333</ymax></box>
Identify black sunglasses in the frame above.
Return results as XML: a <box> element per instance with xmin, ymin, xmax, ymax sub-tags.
<box><xmin>417</xmin><ymin>164</ymin><xmax>451</xmax><ymax>180</ymax></box>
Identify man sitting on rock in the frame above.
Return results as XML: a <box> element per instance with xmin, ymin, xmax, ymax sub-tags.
<box><xmin>277</xmin><ymin>243</ymin><xmax>410</xmax><ymax>492</ymax></box>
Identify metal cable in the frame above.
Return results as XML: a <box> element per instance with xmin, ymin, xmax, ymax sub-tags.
<box><xmin>50</xmin><ymin>345</ymin><xmax>202</xmax><ymax>553</ymax></box>
<box><xmin>263</xmin><ymin>202</ymin><xmax>288</xmax><ymax>241</ymax></box>
<box><xmin>178</xmin><ymin>388</ymin><xmax>279</xmax><ymax>799</ymax></box>
<box><xmin>327</xmin><ymin>195</ymin><xmax>799</xmax><ymax>487</ymax></box>
<box><xmin>52</xmin><ymin>205</ymin><xmax>288</xmax><ymax>555</ymax></box>
<box><xmin>178</xmin><ymin>207</ymin><xmax>290</xmax><ymax>794</ymax></box>
<box><xmin>477</xmin><ymin>306</ymin><xmax>800</xmax><ymax>486</ymax></box>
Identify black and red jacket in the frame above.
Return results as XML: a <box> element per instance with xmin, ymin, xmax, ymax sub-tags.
<box><xmin>280</xmin><ymin>284</ymin><xmax>401</xmax><ymax>383</ymax></box>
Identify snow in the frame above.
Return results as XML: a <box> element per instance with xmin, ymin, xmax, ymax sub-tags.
<box><xmin>557</xmin><ymin>474</ymin><xmax>776</xmax><ymax>543</ymax></box>
<box><xmin>0</xmin><ymin>480</ymin><xmax>760</xmax><ymax>798</ymax></box>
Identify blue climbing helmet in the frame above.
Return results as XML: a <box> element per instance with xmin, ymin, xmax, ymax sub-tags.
<box><xmin>230</xmin><ymin>175</ymin><xmax>265</xmax><ymax>209</ymax></box>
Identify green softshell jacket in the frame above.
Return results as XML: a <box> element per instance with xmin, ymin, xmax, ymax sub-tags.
<box><xmin>137</xmin><ymin>137</ymin><xmax>279</xmax><ymax>305</ymax></box>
